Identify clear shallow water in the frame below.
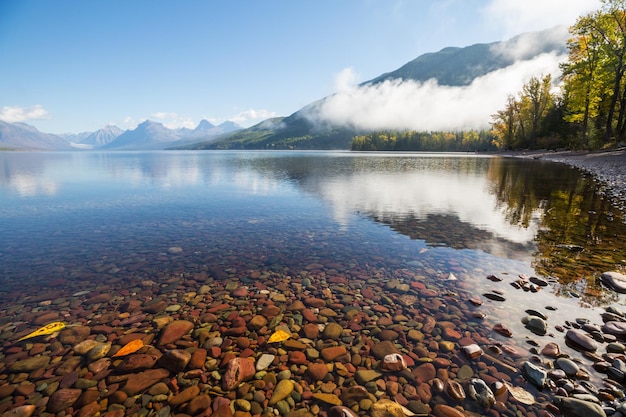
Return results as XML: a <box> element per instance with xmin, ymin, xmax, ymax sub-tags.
<box><xmin>1</xmin><ymin>150</ymin><xmax>626</xmax><ymax>372</ymax></box>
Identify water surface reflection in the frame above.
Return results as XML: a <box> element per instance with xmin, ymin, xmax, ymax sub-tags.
<box><xmin>0</xmin><ymin>151</ymin><xmax>625</xmax><ymax>307</ymax></box>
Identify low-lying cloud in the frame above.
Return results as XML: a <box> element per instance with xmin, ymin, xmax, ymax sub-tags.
<box><xmin>0</xmin><ymin>105</ymin><xmax>50</xmax><ymax>123</ymax></box>
<box><xmin>229</xmin><ymin>108</ymin><xmax>279</xmax><ymax>125</ymax></box>
<box><xmin>305</xmin><ymin>38</ymin><xmax>567</xmax><ymax>132</ymax></box>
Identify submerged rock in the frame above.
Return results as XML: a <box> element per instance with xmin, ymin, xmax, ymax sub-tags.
<box><xmin>269</xmin><ymin>379</ymin><xmax>295</xmax><ymax>405</ymax></box>
<box><xmin>381</xmin><ymin>353</ymin><xmax>407</xmax><ymax>372</ymax></box>
<box><xmin>522</xmin><ymin>316</ymin><xmax>547</xmax><ymax>336</ymax></box>
<box><xmin>566</xmin><ymin>329</ymin><xmax>598</xmax><ymax>351</ymax></box>
<box><xmin>223</xmin><ymin>357</ymin><xmax>255</xmax><ymax>390</ymax></box>
<box><xmin>468</xmin><ymin>378</ymin><xmax>495</xmax><ymax>408</ymax></box>
<box><xmin>371</xmin><ymin>399</ymin><xmax>406</xmax><ymax>417</ymax></box>
<box><xmin>522</xmin><ymin>361</ymin><xmax>547</xmax><ymax>389</ymax></box>
<box><xmin>553</xmin><ymin>396</ymin><xmax>607</xmax><ymax>417</ymax></box>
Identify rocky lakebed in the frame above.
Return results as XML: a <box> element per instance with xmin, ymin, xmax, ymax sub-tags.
<box><xmin>1</xmin><ymin>150</ymin><xmax>626</xmax><ymax>417</ymax></box>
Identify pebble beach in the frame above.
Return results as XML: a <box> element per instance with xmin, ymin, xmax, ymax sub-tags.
<box><xmin>2</xmin><ymin>150</ymin><xmax>626</xmax><ymax>417</ymax></box>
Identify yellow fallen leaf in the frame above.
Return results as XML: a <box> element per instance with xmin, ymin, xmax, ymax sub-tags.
<box><xmin>267</xmin><ymin>329</ymin><xmax>291</xmax><ymax>343</ymax></box>
<box><xmin>112</xmin><ymin>339</ymin><xmax>144</xmax><ymax>357</ymax></box>
<box><xmin>18</xmin><ymin>322</ymin><xmax>66</xmax><ymax>341</ymax></box>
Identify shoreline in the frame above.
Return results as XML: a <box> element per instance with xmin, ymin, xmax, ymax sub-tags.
<box><xmin>498</xmin><ymin>149</ymin><xmax>626</xmax><ymax>209</ymax></box>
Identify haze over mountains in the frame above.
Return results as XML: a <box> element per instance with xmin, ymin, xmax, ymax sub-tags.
<box><xmin>0</xmin><ymin>119</ymin><xmax>242</xmax><ymax>151</ymax></box>
<box><xmin>0</xmin><ymin>27</ymin><xmax>568</xmax><ymax>151</ymax></box>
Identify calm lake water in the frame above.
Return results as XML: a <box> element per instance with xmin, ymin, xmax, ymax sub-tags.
<box><xmin>1</xmin><ymin>150</ymin><xmax>626</xmax><ymax>369</ymax></box>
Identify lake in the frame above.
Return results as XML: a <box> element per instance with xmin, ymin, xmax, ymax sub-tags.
<box><xmin>1</xmin><ymin>150</ymin><xmax>625</xmax><ymax>416</ymax></box>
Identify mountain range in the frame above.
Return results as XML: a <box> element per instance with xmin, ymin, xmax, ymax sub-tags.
<box><xmin>0</xmin><ymin>27</ymin><xmax>567</xmax><ymax>151</ymax></box>
<box><xmin>184</xmin><ymin>27</ymin><xmax>568</xmax><ymax>150</ymax></box>
<box><xmin>0</xmin><ymin>119</ymin><xmax>242</xmax><ymax>151</ymax></box>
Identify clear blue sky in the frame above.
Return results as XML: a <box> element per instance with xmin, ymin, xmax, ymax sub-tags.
<box><xmin>0</xmin><ymin>0</ymin><xmax>600</xmax><ymax>134</ymax></box>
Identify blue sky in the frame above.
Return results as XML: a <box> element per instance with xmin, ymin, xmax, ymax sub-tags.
<box><xmin>0</xmin><ymin>0</ymin><xmax>601</xmax><ymax>134</ymax></box>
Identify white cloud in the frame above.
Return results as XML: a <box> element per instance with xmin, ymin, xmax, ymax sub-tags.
<box><xmin>334</xmin><ymin>67</ymin><xmax>360</xmax><ymax>92</ymax></box>
<box><xmin>305</xmin><ymin>52</ymin><xmax>565</xmax><ymax>132</ymax></box>
<box><xmin>229</xmin><ymin>108</ymin><xmax>278</xmax><ymax>125</ymax></box>
<box><xmin>483</xmin><ymin>0</ymin><xmax>601</xmax><ymax>36</ymax></box>
<box><xmin>149</xmin><ymin>112</ymin><xmax>195</xmax><ymax>129</ymax></box>
<box><xmin>490</xmin><ymin>26</ymin><xmax>570</xmax><ymax>61</ymax></box>
<box><xmin>0</xmin><ymin>105</ymin><xmax>50</xmax><ymax>123</ymax></box>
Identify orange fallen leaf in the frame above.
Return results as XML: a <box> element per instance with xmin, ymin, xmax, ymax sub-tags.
<box><xmin>112</xmin><ymin>339</ymin><xmax>144</xmax><ymax>357</ymax></box>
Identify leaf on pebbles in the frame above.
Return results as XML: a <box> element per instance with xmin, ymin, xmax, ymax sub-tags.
<box><xmin>18</xmin><ymin>322</ymin><xmax>66</xmax><ymax>341</ymax></box>
<box><xmin>504</xmin><ymin>381</ymin><xmax>535</xmax><ymax>405</ymax></box>
<box><xmin>268</xmin><ymin>329</ymin><xmax>291</xmax><ymax>343</ymax></box>
<box><xmin>112</xmin><ymin>339</ymin><xmax>144</xmax><ymax>357</ymax></box>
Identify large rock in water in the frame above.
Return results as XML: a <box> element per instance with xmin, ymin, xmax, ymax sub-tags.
<box><xmin>554</xmin><ymin>396</ymin><xmax>607</xmax><ymax>417</ymax></box>
<box><xmin>158</xmin><ymin>320</ymin><xmax>194</xmax><ymax>346</ymax></box>
<box><xmin>223</xmin><ymin>357</ymin><xmax>256</xmax><ymax>390</ymax></box>
<box><xmin>565</xmin><ymin>329</ymin><xmax>598</xmax><ymax>352</ymax></box>
<box><xmin>602</xmin><ymin>321</ymin><xmax>626</xmax><ymax>337</ymax></box>
<box><xmin>600</xmin><ymin>271</ymin><xmax>626</xmax><ymax>293</ymax></box>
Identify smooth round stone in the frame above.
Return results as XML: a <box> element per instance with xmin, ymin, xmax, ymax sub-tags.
<box><xmin>603</xmin><ymin>321</ymin><xmax>626</xmax><ymax>336</ymax></box>
<box><xmin>159</xmin><ymin>320</ymin><xmax>194</xmax><ymax>346</ymax></box>
<box><xmin>149</xmin><ymin>382</ymin><xmax>170</xmax><ymax>396</ymax></box>
<box><xmin>235</xmin><ymin>399</ymin><xmax>251</xmax><ymax>412</ymax></box>
<box><xmin>407</xmin><ymin>329</ymin><xmax>424</xmax><ymax>342</ymax></box>
<box><xmin>608</xmin><ymin>342</ymin><xmax>626</xmax><ymax>353</ymax></box>
<box><xmin>457</xmin><ymin>364</ymin><xmax>474</xmax><ymax>380</ymax></box>
<box><xmin>322</xmin><ymin>323</ymin><xmax>343</xmax><ymax>340</ymax></box>
<box><xmin>540</xmin><ymin>342</ymin><xmax>561</xmax><ymax>357</ymax></box>
<box><xmin>554</xmin><ymin>396</ymin><xmax>607</xmax><ymax>417</ymax></box>
<box><xmin>566</xmin><ymin>329</ymin><xmax>598</xmax><ymax>351</ymax></box>
<box><xmin>165</xmin><ymin>304</ymin><xmax>181</xmax><ymax>312</ymax></box>
<box><xmin>371</xmin><ymin>341</ymin><xmax>399</xmax><ymax>359</ymax></box>
<box><xmin>359</xmin><ymin>399</ymin><xmax>373</xmax><ymax>411</ymax></box>
<box><xmin>600</xmin><ymin>271</ymin><xmax>626</xmax><ymax>293</ymax></box>
<box><xmin>522</xmin><ymin>316</ymin><xmax>547</xmax><ymax>335</ymax></box>
<box><xmin>555</xmin><ymin>358</ymin><xmax>580</xmax><ymax>377</ymax></box>
<box><xmin>248</xmin><ymin>315</ymin><xmax>268</xmax><ymax>330</ymax></box>
<box><xmin>439</xmin><ymin>341</ymin><xmax>455</xmax><ymax>352</ymax></box>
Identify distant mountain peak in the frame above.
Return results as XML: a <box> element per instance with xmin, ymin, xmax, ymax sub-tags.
<box><xmin>0</xmin><ymin>121</ymin><xmax>72</xmax><ymax>150</ymax></box>
<box><xmin>195</xmin><ymin>119</ymin><xmax>215</xmax><ymax>131</ymax></box>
